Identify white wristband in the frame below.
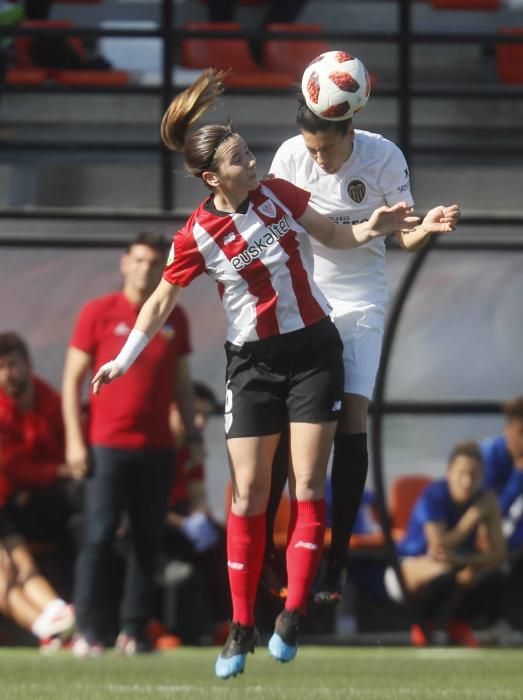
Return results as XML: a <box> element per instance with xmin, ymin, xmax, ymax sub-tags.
<box><xmin>114</xmin><ymin>329</ymin><xmax>149</xmax><ymax>373</ymax></box>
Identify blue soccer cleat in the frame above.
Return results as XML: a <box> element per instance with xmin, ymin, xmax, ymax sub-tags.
<box><xmin>215</xmin><ymin>622</ymin><xmax>258</xmax><ymax>679</ymax></box>
<box><xmin>268</xmin><ymin>608</ymin><xmax>301</xmax><ymax>663</ymax></box>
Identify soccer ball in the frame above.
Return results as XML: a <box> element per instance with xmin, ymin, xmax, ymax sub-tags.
<box><xmin>301</xmin><ymin>50</ymin><xmax>371</xmax><ymax>121</ymax></box>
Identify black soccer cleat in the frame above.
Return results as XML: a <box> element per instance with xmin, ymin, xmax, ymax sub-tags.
<box><xmin>268</xmin><ymin>608</ymin><xmax>301</xmax><ymax>663</ymax></box>
<box><xmin>313</xmin><ymin>559</ymin><xmax>347</xmax><ymax>606</ymax></box>
<box><xmin>215</xmin><ymin>622</ymin><xmax>259</xmax><ymax>679</ymax></box>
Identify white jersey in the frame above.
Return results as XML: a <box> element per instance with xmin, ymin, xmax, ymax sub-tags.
<box><xmin>270</xmin><ymin>129</ymin><xmax>414</xmax><ymax>307</ymax></box>
<box><xmin>164</xmin><ymin>179</ymin><xmax>331</xmax><ymax>346</ymax></box>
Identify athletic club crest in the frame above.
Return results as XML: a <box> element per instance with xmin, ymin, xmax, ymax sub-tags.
<box><xmin>258</xmin><ymin>199</ymin><xmax>277</xmax><ymax>218</ymax></box>
<box><xmin>347</xmin><ymin>179</ymin><xmax>366</xmax><ymax>204</ymax></box>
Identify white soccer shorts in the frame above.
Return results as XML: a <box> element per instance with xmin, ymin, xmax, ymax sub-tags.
<box><xmin>331</xmin><ymin>302</ymin><xmax>386</xmax><ymax>400</ymax></box>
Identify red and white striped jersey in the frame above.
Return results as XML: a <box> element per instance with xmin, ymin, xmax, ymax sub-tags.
<box><xmin>164</xmin><ymin>178</ymin><xmax>332</xmax><ymax>345</ymax></box>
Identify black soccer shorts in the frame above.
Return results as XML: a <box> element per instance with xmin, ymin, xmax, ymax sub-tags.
<box><xmin>223</xmin><ymin>317</ymin><xmax>344</xmax><ymax>438</ymax></box>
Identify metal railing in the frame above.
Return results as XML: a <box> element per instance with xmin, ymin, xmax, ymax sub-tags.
<box><xmin>1</xmin><ymin>0</ymin><xmax>523</xmax><ymax>209</ymax></box>
<box><xmin>370</xmin><ymin>233</ymin><xmax>523</xmax><ymax>624</ymax></box>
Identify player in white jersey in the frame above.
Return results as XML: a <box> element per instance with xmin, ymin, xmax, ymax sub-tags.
<box><xmin>266</xmin><ymin>95</ymin><xmax>459</xmax><ymax>605</ymax></box>
<box><xmin>89</xmin><ymin>70</ymin><xmax>458</xmax><ymax>678</ymax></box>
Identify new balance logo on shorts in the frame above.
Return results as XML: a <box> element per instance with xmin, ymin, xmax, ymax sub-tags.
<box><xmin>332</xmin><ymin>400</ymin><xmax>342</xmax><ymax>413</ymax></box>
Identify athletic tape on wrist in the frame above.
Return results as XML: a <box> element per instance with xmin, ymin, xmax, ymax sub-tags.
<box><xmin>114</xmin><ymin>328</ymin><xmax>149</xmax><ymax>373</ymax></box>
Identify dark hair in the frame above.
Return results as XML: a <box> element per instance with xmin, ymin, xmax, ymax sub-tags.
<box><xmin>504</xmin><ymin>396</ymin><xmax>523</xmax><ymax>422</ymax></box>
<box><xmin>0</xmin><ymin>332</ymin><xmax>30</xmax><ymax>362</ymax></box>
<box><xmin>160</xmin><ymin>69</ymin><xmax>234</xmax><ymax>178</ymax></box>
<box><xmin>448</xmin><ymin>440</ymin><xmax>484</xmax><ymax>468</ymax></box>
<box><xmin>128</xmin><ymin>231</ymin><xmax>168</xmax><ymax>257</ymax></box>
<box><xmin>296</xmin><ymin>93</ymin><xmax>352</xmax><ymax>136</ymax></box>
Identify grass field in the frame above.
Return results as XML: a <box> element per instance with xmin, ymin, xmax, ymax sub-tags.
<box><xmin>1</xmin><ymin>646</ymin><xmax>523</xmax><ymax>700</ymax></box>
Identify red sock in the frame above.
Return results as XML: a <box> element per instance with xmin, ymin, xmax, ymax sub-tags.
<box><xmin>285</xmin><ymin>499</ymin><xmax>326</xmax><ymax>612</ymax></box>
<box><xmin>226</xmin><ymin>511</ymin><xmax>266</xmax><ymax>626</ymax></box>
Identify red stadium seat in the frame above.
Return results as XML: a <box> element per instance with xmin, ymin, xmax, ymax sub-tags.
<box><xmin>181</xmin><ymin>22</ymin><xmax>293</xmax><ymax>88</ymax></box>
<box><xmin>9</xmin><ymin>20</ymin><xmax>59</xmax><ymax>82</ymax></box>
<box><xmin>5</xmin><ymin>67</ymin><xmax>48</xmax><ymax>85</ymax></box>
<box><xmin>348</xmin><ymin>531</ymin><xmax>386</xmax><ymax>550</ymax></box>
<box><xmin>50</xmin><ymin>69</ymin><xmax>129</xmax><ymax>86</ymax></box>
<box><xmin>11</xmin><ymin>19</ymin><xmax>128</xmax><ymax>87</ymax></box>
<box><xmin>262</xmin><ymin>23</ymin><xmax>329</xmax><ymax>81</ymax></box>
<box><xmin>496</xmin><ymin>28</ymin><xmax>523</xmax><ymax>84</ymax></box>
<box><xmin>12</xmin><ymin>20</ymin><xmax>64</xmax><ymax>70</ymax></box>
<box><xmin>389</xmin><ymin>474</ymin><xmax>433</xmax><ymax>541</ymax></box>
<box><xmin>430</xmin><ymin>0</ymin><xmax>500</xmax><ymax>9</ymax></box>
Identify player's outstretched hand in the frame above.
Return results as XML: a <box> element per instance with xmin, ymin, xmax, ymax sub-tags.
<box><xmin>368</xmin><ymin>201</ymin><xmax>421</xmax><ymax>237</ymax></box>
<box><xmin>91</xmin><ymin>360</ymin><xmax>122</xmax><ymax>395</ymax></box>
<box><xmin>422</xmin><ymin>204</ymin><xmax>460</xmax><ymax>234</ymax></box>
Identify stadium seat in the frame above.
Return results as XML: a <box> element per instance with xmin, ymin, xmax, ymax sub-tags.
<box><xmin>389</xmin><ymin>474</ymin><xmax>432</xmax><ymax>541</ymax></box>
<box><xmin>5</xmin><ymin>67</ymin><xmax>48</xmax><ymax>85</ymax></box>
<box><xmin>7</xmin><ymin>20</ymin><xmax>53</xmax><ymax>83</ymax></box>
<box><xmin>50</xmin><ymin>69</ymin><xmax>129</xmax><ymax>86</ymax></box>
<box><xmin>496</xmin><ymin>28</ymin><xmax>523</xmax><ymax>84</ymax></box>
<box><xmin>11</xmin><ymin>19</ymin><xmax>128</xmax><ymax>87</ymax></box>
<box><xmin>430</xmin><ymin>0</ymin><xmax>500</xmax><ymax>9</ymax></box>
<box><xmin>180</xmin><ymin>22</ymin><xmax>293</xmax><ymax>88</ymax></box>
<box><xmin>347</xmin><ymin>531</ymin><xmax>386</xmax><ymax>551</ymax></box>
<box><xmin>262</xmin><ymin>23</ymin><xmax>329</xmax><ymax>81</ymax></box>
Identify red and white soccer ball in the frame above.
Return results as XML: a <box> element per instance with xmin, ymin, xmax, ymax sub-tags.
<box><xmin>301</xmin><ymin>50</ymin><xmax>371</xmax><ymax>121</ymax></box>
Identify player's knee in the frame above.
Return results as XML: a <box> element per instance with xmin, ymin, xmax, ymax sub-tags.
<box><xmin>293</xmin><ymin>473</ymin><xmax>325</xmax><ymax>501</ymax></box>
<box><xmin>231</xmin><ymin>483</ymin><xmax>268</xmax><ymax>517</ymax></box>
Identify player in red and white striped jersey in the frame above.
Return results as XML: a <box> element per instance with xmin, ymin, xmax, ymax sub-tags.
<box><xmin>90</xmin><ymin>69</ymin><xmax>457</xmax><ymax>678</ymax></box>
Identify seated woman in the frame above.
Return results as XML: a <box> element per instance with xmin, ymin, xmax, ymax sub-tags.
<box><xmin>388</xmin><ymin>441</ymin><xmax>506</xmax><ymax>647</ymax></box>
<box><xmin>0</xmin><ymin>504</ymin><xmax>75</xmax><ymax>650</ymax></box>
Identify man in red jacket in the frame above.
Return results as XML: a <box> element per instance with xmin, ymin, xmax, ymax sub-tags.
<box><xmin>0</xmin><ymin>332</ymin><xmax>82</xmax><ymax>550</ymax></box>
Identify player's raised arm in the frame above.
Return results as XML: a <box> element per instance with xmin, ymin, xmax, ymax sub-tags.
<box><xmin>91</xmin><ymin>278</ymin><xmax>181</xmax><ymax>394</ymax></box>
<box><xmin>396</xmin><ymin>204</ymin><xmax>461</xmax><ymax>251</ymax></box>
<box><xmin>297</xmin><ymin>201</ymin><xmax>420</xmax><ymax>250</ymax></box>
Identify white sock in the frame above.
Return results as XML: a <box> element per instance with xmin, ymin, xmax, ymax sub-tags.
<box><xmin>42</xmin><ymin>598</ymin><xmax>67</xmax><ymax>617</ymax></box>
<box><xmin>31</xmin><ymin>611</ymin><xmax>50</xmax><ymax>639</ymax></box>
<box><xmin>31</xmin><ymin>599</ymin><xmax>68</xmax><ymax>639</ymax></box>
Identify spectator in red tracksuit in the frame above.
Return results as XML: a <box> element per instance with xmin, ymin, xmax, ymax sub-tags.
<box><xmin>0</xmin><ymin>331</ymin><xmax>77</xmax><ymax>647</ymax></box>
<box><xmin>0</xmin><ymin>331</ymin><xmax>82</xmax><ymax>553</ymax></box>
<box><xmin>62</xmin><ymin>231</ymin><xmax>200</xmax><ymax>657</ymax></box>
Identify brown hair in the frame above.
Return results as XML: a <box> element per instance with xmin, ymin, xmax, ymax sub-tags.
<box><xmin>0</xmin><ymin>332</ymin><xmax>30</xmax><ymax>362</ymax></box>
<box><xmin>128</xmin><ymin>231</ymin><xmax>168</xmax><ymax>257</ymax></box>
<box><xmin>447</xmin><ymin>440</ymin><xmax>483</xmax><ymax>468</ymax></box>
<box><xmin>160</xmin><ymin>68</ymin><xmax>233</xmax><ymax>178</ymax></box>
<box><xmin>503</xmin><ymin>396</ymin><xmax>523</xmax><ymax>422</ymax></box>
